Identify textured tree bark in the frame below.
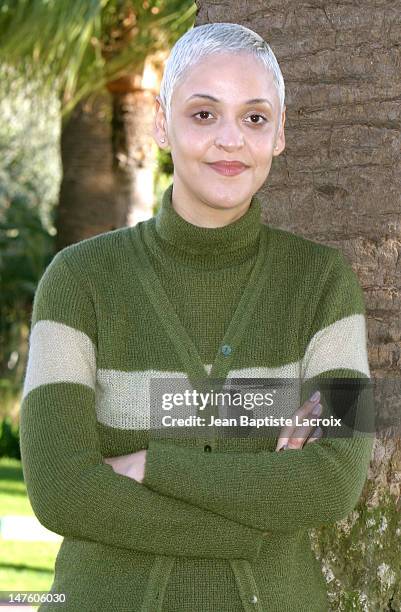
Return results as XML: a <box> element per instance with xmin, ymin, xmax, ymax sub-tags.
<box><xmin>109</xmin><ymin>77</ymin><xmax>156</xmax><ymax>228</ymax></box>
<box><xmin>55</xmin><ymin>75</ymin><xmax>157</xmax><ymax>250</ymax></box>
<box><xmin>195</xmin><ymin>2</ymin><xmax>401</xmax><ymax>610</ymax></box>
<box><xmin>55</xmin><ymin>93</ymin><xmax>117</xmax><ymax>250</ymax></box>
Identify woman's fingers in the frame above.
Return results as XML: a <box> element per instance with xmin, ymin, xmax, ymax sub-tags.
<box><xmin>305</xmin><ymin>426</ymin><xmax>323</xmax><ymax>445</ymax></box>
<box><xmin>275</xmin><ymin>393</ymin><xmax>323</xmax><ymax>452</ymax></box>
<box><xmin>286</xmin><ymin>403</ymin><xmax>322</xmax><ymax>449</ymax></box>
<box><xmin>277</xmin><ymin>424</ymin><xmax>323</xmax><ymax>452</ymax></box>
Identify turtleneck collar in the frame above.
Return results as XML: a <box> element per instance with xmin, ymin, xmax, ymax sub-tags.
<box><xmin>145</xmin><ymin>183</ymin><xmax>262</xmax><ymax>270</ymax></box>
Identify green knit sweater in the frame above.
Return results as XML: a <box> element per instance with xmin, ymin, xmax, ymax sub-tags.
<box><xmin>19</xmin><ymin>183</ymin><xmax>374</xmax><ymax>612</ymax></box>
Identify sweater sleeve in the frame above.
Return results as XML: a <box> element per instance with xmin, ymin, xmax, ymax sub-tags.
<box><xmin>142</xmin><ymin>249</ymin><xmax>375</xmax><ymax>534</ymax></box>
<box><xmin>19</xmin><ymin>250</ymin><xmax>265</xmax><ymax>560</ymax></box>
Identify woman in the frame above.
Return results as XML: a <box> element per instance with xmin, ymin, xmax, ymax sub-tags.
<box><xmin>20</xmin><ymin>23</ymin><xmax>373</xmax><ymax>612</ymax></box>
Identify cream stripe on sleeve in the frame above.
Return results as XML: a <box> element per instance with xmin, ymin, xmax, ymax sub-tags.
<box><xmin>22</xmin><ymin>320</ymin><xmax>97</xmax><ymax>399</ymax></box>
<box><xmin>301</xmin><ymin>313</ymin><xmax>370</xmax><ymax>380</ymax></box>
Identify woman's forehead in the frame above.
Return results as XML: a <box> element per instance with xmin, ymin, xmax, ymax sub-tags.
<box><xmin>173</xmin><ymin>53</ymin><xmax>277</xmax><ymax>103</ymax></box>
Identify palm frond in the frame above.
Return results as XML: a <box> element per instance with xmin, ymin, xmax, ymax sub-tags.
<box><xmin>0</xmin><ymin>0</ymin><xmax>196</xmax><ymax>118</ymax></box>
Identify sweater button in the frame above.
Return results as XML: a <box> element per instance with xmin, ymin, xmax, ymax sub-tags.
<box><xmin>250</xmin><ymin>594</ymin><xmax>258</xmax><ymax>604</ymax></box>
<box><xmin>204</xmin><ymin>444</ymin><xmax>212</xmax><ymax>452</ymax></box>
<box><xmin>221</xmin><ymin>344</ymin><xmax>232</xmax><ymax>356</ymax></box>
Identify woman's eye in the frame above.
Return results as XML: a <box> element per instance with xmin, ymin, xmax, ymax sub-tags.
<box><xmin>192</xmin><ymin>111</ymin><xmax>267</xmax><ymax>125</ymax></box>
<box><xmin>193</xmin><ymin>111</ymin><xmax>213</xmax><ymax>120</ymax></box>
<box><xmin>245</xmin><ymin>114</ymin><xmax>268</xmax><ymax>125</ymax></box>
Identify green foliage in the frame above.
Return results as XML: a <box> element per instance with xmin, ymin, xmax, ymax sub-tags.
<box><xmin>157</xmin><ymin>147</ymin><xmax>174</xmax><ymax>176</ymax></box>
<box><xmin>0</xmin><ymin>64</ymin><xmax>61</xmax><ymax>230</ymax></box>
<box><xmin>0</xmin><ymin>196</ymin><xmax>55</xmax><ymax>301</ymax></box>
<box><xmin>0</xmin><ymin>0</ymin><xmax>197</xmax><ymax>119</ymax></box>
<box><xmin>0</xmin><ymin>417</ymin><xmax>20</xmax><ymax>459</ymax></box>
<box><xmin>153</xmin><ymin>146</ymin><xmax>173</xmax><ymax>214</ymax></box>
<box><xmin>0</xmin><ymin>195</ymin><xmax>55</xmax><ymax>379</ymax></box>
<box><xmin>0</xmin><ymin>65</ymin><xmax>58</xmax><ymax>388</ymax></box>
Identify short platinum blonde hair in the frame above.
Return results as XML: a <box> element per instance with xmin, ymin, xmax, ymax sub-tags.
<box><xmin>159</xmin><ymin>22</ymin><xmax>286</xmax><ymax>133</ymax></box>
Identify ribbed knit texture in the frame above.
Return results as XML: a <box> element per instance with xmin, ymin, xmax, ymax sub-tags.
<box><xmin>19</xmin><ymin>183</ymin><xmax>374</xmax><ymax>612</ymax></box>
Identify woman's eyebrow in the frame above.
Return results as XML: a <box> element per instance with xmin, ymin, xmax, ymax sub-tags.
<box><xmin>186</xmin><ymin>93</ymin><xmax>273</xmax><ymax>109</ymax></box>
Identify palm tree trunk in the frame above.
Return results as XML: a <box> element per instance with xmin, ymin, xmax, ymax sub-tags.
<box><xmin>56</xmin><ymin>69</ymin><xmax>157</xmax><ymax>249</ymax></box>
<box><xmin>196</xmin><ymin>2</ymin><xmax>401</xmax><ymax>610</ymax></box>
<box><xmin>109</xmin><ymin>73</ymin><xmax>156</xmax><ymax>227</ymax></box>
<box><xmin>55</xmin><ymin>92</ymin><xmax>117</xmax><ymax>250</ymax></box>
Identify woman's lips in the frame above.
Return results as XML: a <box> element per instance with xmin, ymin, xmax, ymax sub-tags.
<box><xmin>207</xmin><ymin>162</ymin><xmax>248</xmax><ymax>176</ymax></box>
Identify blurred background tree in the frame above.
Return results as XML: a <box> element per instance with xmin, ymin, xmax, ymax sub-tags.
<box><xmin>0</xmin><ymin>65</ymin><xmax>60</xmax><ymax>428</ymax></box>
<box><xmin>0</xmin><ymin>0</ymin><xmax>195</xmax><ymax>431</ymax></box>
<box><xmin>0</xmin><ymin>0</ymin><xmax>196</xmax><ymax>246</ymax></box>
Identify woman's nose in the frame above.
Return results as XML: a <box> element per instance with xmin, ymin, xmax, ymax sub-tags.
<box><xmin>214</xmin><ymin>120</ymin><xmax>244</xmax><ymax>148</ymax></box>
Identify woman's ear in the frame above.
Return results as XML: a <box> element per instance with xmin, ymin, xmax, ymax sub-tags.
<box><xmin>274</xmin><ymin>106</ymin><xmax>286</xmax><ymax>156</ymax></box>
<box><xmin>153</xmin><ymin>95</ymin><xmax>169</xmax><ymax>148</ymax></box>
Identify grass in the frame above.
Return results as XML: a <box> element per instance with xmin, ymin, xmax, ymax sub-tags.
<box><xmin>0</xmin><ymin>538</ymin><xmax>59</xmax><ymax>590</ymax></box>
<box><xmin>0</xmin><ymin>457</ymin><xmax>60</xmax><ymax>600</ymax></box>
<box><xmin>0</xmin><ymin>457</ymin><xmax>33</xmax><ymax>515</ymax></box>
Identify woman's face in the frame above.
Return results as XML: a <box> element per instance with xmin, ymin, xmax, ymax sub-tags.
<box><xmin>155</xmin><ymin>51</ymin><xmax>286</xmax><ymax>214</ymax></box>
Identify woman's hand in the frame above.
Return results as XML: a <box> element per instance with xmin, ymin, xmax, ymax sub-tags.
<box><xmin>103</xmin><ymin>449</ymin><xmax>147</xmax><ymax>483</ymax></box>
<box><xmin>103</xmin><ymin>397</ymin><xmax>322</xmax><ymax>469</ymax></box>
<box><xmin>275</xmin><ymin>391</ymin><xmax>324</xmax><ymax>452</ymax></box>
